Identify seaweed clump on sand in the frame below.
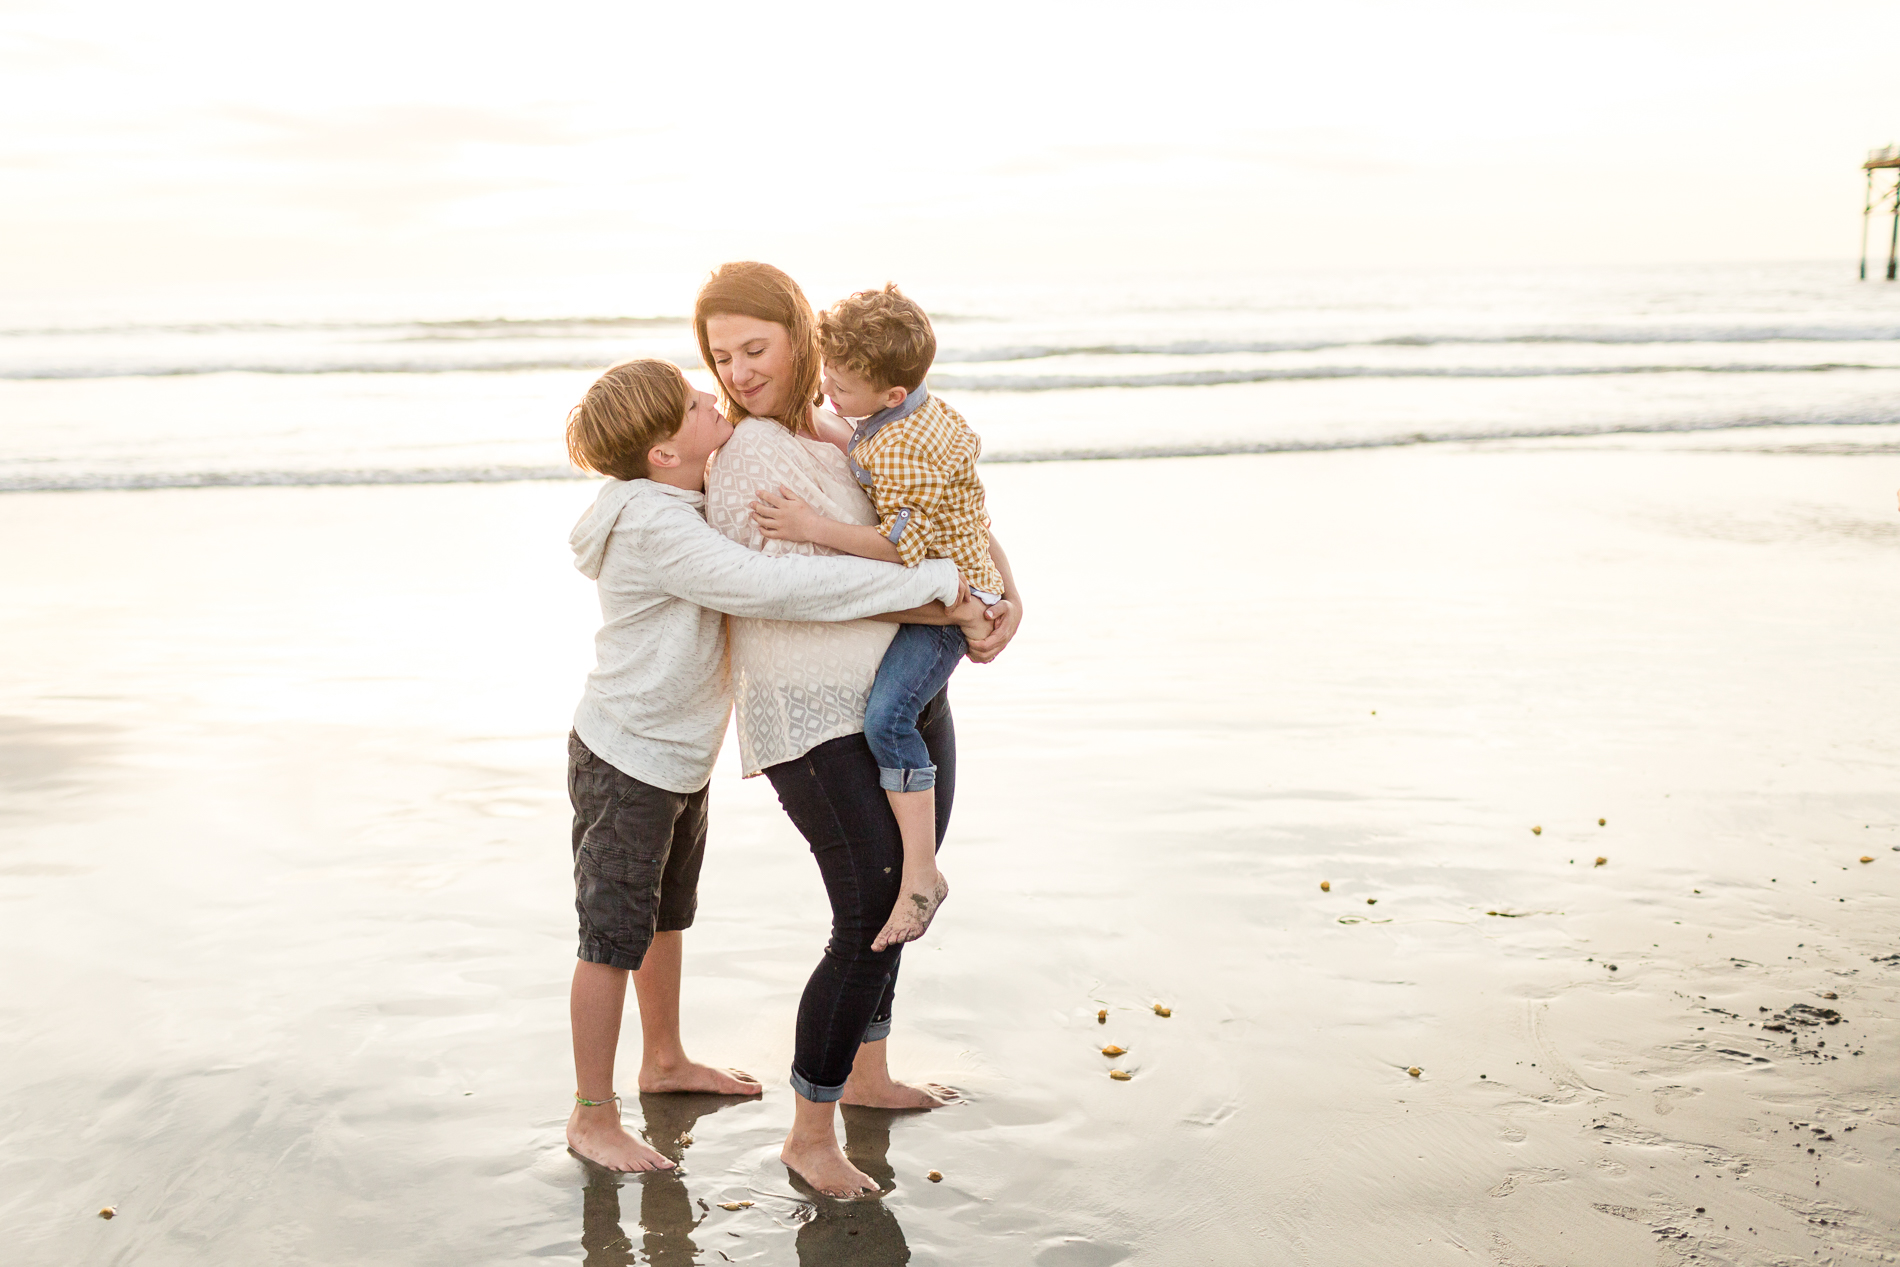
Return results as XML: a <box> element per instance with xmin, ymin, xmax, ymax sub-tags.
<box><xmin>1759</xmin><ymin>1002</ymin><xmax>1843</xmax><ymax>1033</ymax></box>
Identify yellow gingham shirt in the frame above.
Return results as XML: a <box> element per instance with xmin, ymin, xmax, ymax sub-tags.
<box><xmin>850</xmin><ymin>394</ymin><xmax>1004</xmax><ymax>597</ymax></box>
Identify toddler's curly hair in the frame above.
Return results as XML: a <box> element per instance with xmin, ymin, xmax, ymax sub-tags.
<box><xmin>817</xmin><ymin>283</ymin><xmax>936</xmax><ymax>392</ymax></box>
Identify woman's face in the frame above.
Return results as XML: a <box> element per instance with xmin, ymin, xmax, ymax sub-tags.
<box><xmin>705</xmin><ymin>314</ymin><xmax>795</xmax><ymax>419</ymax></box>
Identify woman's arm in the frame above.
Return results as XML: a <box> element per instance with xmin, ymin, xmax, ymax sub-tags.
<box><xmin>868</xmin><ymin>601</ymin><xmax>956</xmax><ymax>625</ymax></box>
<box><xmin>964</xmin><ymin>533</ymin><xmax>1022</xmax><ymax>663</ymax></box>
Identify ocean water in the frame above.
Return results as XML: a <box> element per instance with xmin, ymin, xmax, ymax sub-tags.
<box><xmin>3</xmin><ymin>261</ymin><xmax>1899</xmax><ymax>492</ymax></box>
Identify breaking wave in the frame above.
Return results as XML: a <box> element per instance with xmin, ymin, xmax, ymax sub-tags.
<box><xmin>6</xmin><ymin>358</ymin><xmax>1895</xmax><ymax>386</ymax></box>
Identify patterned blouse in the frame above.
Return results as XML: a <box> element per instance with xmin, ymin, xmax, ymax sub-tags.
<box><xmin>850</xmin><ymin>393</ymin><xmax>1005</xmax><ymax>597</ymax></box>
<box><xmin>703</xmin><ymin>414</ymin><xmax>898</xmax><ymax>777</ymax></box>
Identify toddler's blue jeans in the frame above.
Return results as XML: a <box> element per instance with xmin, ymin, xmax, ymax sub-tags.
<box><xmin>864</xmin><ymin>623</ymin><xmax>967</xmax><ymax>792</ymax></box>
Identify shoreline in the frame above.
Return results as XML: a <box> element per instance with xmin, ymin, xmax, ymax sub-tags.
<box><xmin>3</xmin><ymin>417</ymin><xmax>1899</xmax><ymax>496</ymax></box>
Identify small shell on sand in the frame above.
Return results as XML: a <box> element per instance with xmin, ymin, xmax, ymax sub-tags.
<box><xmin>927</xmin><ymin>1170</ymin><xmax>943</xmax><ymax>1182</ymax></box>
<box><xmin>1101</xmin><ymin>1045</ymin><xmax>1126</xmax><ymax>1057</ymax></box>
<box><xmin>1407</xmin><ymin>1067</ymin><xmax>1421</xmax><ymax>1078</ymax></box>
<box><xmin>98</xmin><ymin>1207</ymin><xmax>116</xmax><ymax>1220</ymax></box>
<box><xmin>1109</xmin><ymin>1070</ymin><xmax>1132</xmax><ymax>1081</ymax></box>
<box><xmin>1594</xmin><ymin>856</ymin><xmax>1607</xmax><ymax>867</ymax></box>
<box><xmin>1531</xmin><ymin>826</ymin><xmax>1542</xmax><ymax>835</ymax></box>
<box><xmin>1320</xmin><ymin>880</ymin><xmax>1331</xmax><ymax>891</ymax></box>
<box><xmin>677</xmin><ymin>1132</ymin><xmax>693</xmax><ymax>1146</ymax></box>
<box><xmin>1152</xmin><ymin>1004</ymin><xmax>1172</xmax><ymax>1017</ymax></box>
<box><xmin>1598</xmin><ymin>818</ymin><xmax>1607</xmax><ymax>826</ymax></box>
<box><xmin>1096</xmin><ymin>1009</ymin><xmax>1107</xmax><ymax>1024</ymax></box>
<box><xmin>1861</xmin><ymin>855</ymin><xmax>1875</xmax><ymax>863</ymax></box>
<box><xmin>718</xmin><ymin>1201</ymin><xmax>755</xmax><ymax>1210</ymax></box>
<box><xmin>1366</xmin><ymin>898</ymin><xmax>1377</xmax><ymax>905</ymax></box>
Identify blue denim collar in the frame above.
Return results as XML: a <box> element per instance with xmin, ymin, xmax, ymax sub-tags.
<box><xmin>847</xmin><ymin>382</ymin><xmax>927</xmax><ymax>489</ymax></box>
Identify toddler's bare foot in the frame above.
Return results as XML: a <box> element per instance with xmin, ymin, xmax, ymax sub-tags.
<box><xmin>870</xmin><ymin>873</ymin><xmax>949</xmax><ymax>953</ymax></box>
<box><xmin>781</xmin><ymin>1135</ymin><xmax>881</xmax><ymax>1199</ymax></box>
<box><xmin>566</xmin><ymin>1103</ymin><xmax>675</xmax><ymax>1172</ymax></box>
<box><xmin>840</xmin><ymin>1075</ymin><xmax>960</xmax><ymax>1109</ymax></box>
<box><xmin>638</xmin><ymin>1060</ymin><xmax>761</xmax><ymax>1096</ymax></box>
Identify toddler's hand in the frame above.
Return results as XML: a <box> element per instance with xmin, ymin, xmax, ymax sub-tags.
<box><xmin>750</xmin><ymin>485</ymin><xmax>821</xmax><ymax>543</ymax></box>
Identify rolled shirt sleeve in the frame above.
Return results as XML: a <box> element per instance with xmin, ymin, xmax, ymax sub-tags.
<box><xmin>865</xmin><ymin>438</ymin><xmax>950</xmax><ymax>568</ymax></box>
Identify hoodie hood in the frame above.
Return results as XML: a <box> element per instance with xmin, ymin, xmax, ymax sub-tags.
<box><xmin>570</xmin><ymin>479</ymin><xmax>704</xmax><ymax>580</ymax></box>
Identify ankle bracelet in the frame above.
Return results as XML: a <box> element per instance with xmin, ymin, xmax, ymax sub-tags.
<box><xmin>575</xmin><ymin>1092</ymin><xmax>620</xmax><ymax>1108</ymax></box>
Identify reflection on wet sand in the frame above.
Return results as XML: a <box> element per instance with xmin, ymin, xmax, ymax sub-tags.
<box><xmin>793</xmin><ymin>1107</ymin><xmax>910</xmax><ymax>1266</ymax></box>
<box><xmin>580</xmin><ymin>1092</ymin><xmax>736</xmax><ymax>1267</ymax></box>
<box><xmin>578</xmin><ymin>1098</ymin><xmax>915</xmax><ymax>1267</ymax></box>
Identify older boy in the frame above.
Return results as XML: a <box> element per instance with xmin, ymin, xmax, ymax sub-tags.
<box><xmin>560</xmin><ymin>358</ymin><xmax>979</xmax><ymax>1172</ymax></box>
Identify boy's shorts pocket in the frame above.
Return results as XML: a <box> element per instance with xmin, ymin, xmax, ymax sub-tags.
<box><xmin>576</xmin><ymin>842</ymin><xmax>663</xmax><ymax>944</ymax></box>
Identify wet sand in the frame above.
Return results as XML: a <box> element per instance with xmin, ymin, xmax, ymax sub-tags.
<box><xmin>2</xmin><ymin>432</ymin><xmax>1897</xmax><ymax>1265</ymax></box>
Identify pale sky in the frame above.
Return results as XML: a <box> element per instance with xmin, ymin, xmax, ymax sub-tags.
<box><xmin>4</xmin><ymin>0</ymin><xmax>1898</xmax><ymax>301</ymax></box>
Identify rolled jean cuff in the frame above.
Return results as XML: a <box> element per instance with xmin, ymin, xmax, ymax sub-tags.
<box><xmin>861</xmin><ymin>1016</ymin><xmax>892</xmax><ymax>1043</ymax></box>
<box><xmin>877</xmin><ymin>764</ymin><xmax>937</xmax><ymax>793</ymax></box>
<box><xmin>789</xmin><ymin>1066</ymin><xmax>846</xmax><ymax>1104</ymax></box>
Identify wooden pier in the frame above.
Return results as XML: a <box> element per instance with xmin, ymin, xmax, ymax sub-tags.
<box><xmin>1862</xmin><ymin>145</ymin><xmax>1900</xmax><ymax>280</ymax></box>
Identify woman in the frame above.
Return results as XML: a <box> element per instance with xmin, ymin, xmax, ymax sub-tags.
<box><xmin>696</xmin><ymin>262</ymin><xmax>1022</xmax><ymax>1198</ymax></box>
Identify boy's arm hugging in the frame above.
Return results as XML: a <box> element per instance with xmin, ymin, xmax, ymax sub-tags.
<box><xmin>749</xmin><ymin>484</ymin><xmax>904</xmax><ymax>564</ymax></box>
<box><xmin>637</xmin><ymin>498</ymin><xmax>960</xmax><ymax>622</ymax></box>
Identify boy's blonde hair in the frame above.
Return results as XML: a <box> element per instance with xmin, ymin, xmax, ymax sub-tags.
<box><xmin>565</xmin><ymin>359</ymin><xmax>690</xmax><ymax>481</ymax></box>
<box><xmin>818</xmin><ymin>284</ymin><xmax>936</xmax><ymax>392</ymax></box>
<box><xmin>693</xmin><ymin>261</ymin><xmax>824</xmax><ymax>436</ymax></box>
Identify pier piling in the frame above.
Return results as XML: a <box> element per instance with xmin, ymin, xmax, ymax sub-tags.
<box><xmin>1861</xmin><ymin>145</ymin><xmax>1900</xmax><ymax>280</ymax></box>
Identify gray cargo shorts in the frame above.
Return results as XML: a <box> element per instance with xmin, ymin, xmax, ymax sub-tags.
<box><xmin>567</xmin><ymin>731</ymin><xmax>707</xmax><ymax>971</ymax></box>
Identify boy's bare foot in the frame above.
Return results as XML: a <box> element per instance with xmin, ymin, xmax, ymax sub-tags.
<box><xmin>638</xmin><ymin>1060</ymin><xmax>762</xmax><ymax>1096</ymax></box>
<box><xmin>781</xmin><ymin>1135</ymin><xmax>881</xmax><ymax>1198</ymax></box>
<box><xmin>869</xmin><ymin>874</ymin><xmax>949</xmax><ymax>953</ymax></box>
<box><xmin>566</xmin><ymin>1103</ymin><xmax>676</xmax><ymax>1172</ymax></box>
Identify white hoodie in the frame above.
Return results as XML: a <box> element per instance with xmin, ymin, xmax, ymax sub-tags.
<box><xmin>569</xmin><ymin>478</ymin><xmax>959</xmax><ymax>793</ymax></box>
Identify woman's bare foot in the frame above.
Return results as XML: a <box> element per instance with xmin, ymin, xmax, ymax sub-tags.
<box><xmin>566</xmin><ymin>1102</ymin><xmax>675</xmax><ymax>1172</ymax></box>
<box><xmin>840</xmin><ymin>1076</ymin><xmax>959</xmax><ymax>1109</ymax></box>
<box><xmin>840</xmin><ymin>1037</ymin><xmax>959</xmax><ymax>1108</ymax></box>
<box><xmin>780</xmin><ymin>1135</ymin><xmax>881</xmax><ymax>1198</ymax></box>
<box><xmin>869</xmin><ymin>873</ymin><xmax>949</xmax><ymax>953</ymax></box>
<box><xmin>638</xmin><ymin>1059</ymin><xmax>762</xmax><ymax>1096</ymax></box>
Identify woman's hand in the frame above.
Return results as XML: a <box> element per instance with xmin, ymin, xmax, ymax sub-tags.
<box><xmin>750</xmin><ymin>485</ymin><xmax>823</xmax><ymax>543</ymax></box>
<box><xmin>950</xmin><ymin>596</ymin><xmax>1010</xmax><ymax>664</ymax></box>
<box><xmin>963</xmin><ymin>597</ymin><xmax>1019</xmax><ymax>663</ymax></box>
<box><xmin>966</xmin><ymin>532</ymin><xmax>1023</xmax><ymax>663</ymax></box>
